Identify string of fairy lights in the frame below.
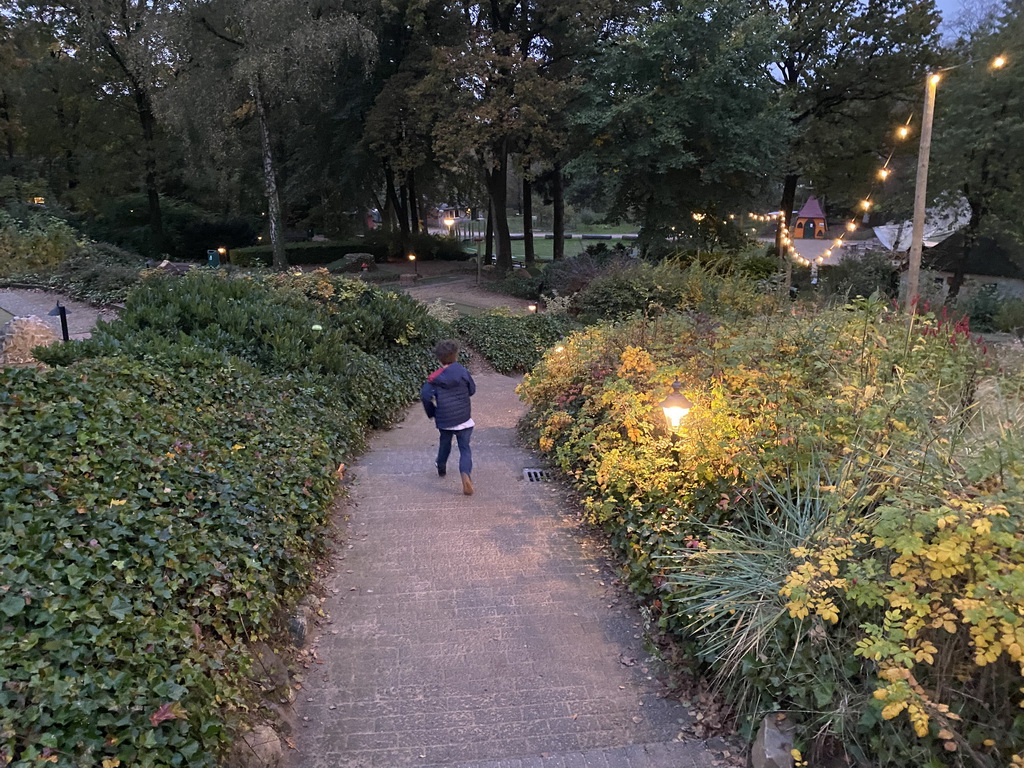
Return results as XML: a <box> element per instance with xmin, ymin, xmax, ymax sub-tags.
<box><xmin>737</xmin><ymin>54</ymin><xmax>1008</xmax><ymax>268</ymax></box>
<box><xmin>744</xmin><ymin>112</ymin><xmax>914</xmax><ymax>269</ymax></box>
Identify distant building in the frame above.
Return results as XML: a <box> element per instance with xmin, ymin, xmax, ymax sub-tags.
<box><xmin>794</xmin><ymin>196</ymin><xmax>828</xmax><ymax>239</ymax></box>
<box><xmin>919</xmin><ymin>231</ymin><xmax>1024</xmax><ymax>300</ymax></box>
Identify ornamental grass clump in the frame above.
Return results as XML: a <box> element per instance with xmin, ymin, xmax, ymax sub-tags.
<box><xmin>1</xmin><ymin>270</ymin><xmax>445</xmax><ymax>766</ymax></box>
<box><xmin>518</xmin><ymin>294</ymin><xmax>1023</xmax><ymax>765</ymax></box>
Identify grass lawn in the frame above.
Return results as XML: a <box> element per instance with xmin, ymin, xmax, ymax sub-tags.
<box><xmin>503</xmin><ymin>215</ymin><xmax>638</xmax><ymax>235</ymax></box>
<box><xmin>461</xmin><ymin>236</ymin><xmax>625</xmax><ymax>263</ymax></box>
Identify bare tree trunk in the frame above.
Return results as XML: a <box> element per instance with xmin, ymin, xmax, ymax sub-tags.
<box><xmin>949</xmin><ymin>197</ymin><xmax>985</xmax><ymax>301</ymax></box>
<box><xmin>485</xmin><ymin>198</ymin><xmax>494</xmax><ymax>264</ymax></box>
<box><xmin>552</xmin><ymin>164</ymin><xmax>565</xmax><ymax>261</ymax></box>
<box><xmin>252</xmin><ymin>77</ymin><xmax>285</xmax><ymax>269</ymax></box>
<box><xmin>778</xmin><ymin>173</ymin><xmax>798</xmax><ymax>289</ymax></box>
<box><xmin>384</xmin><ymin>162</ymin><xmax>409</xmax><ymax>254</ymax></box>
<box><xmin>407</xmin><ymin>171</ymin><xmax>421</xmax><ymax>234</ymax></box>
<box><xmin>133</xmin><ymin>90</ymin><xmax>165</xmax><ymax>256</ymax></box>
<box><xmin>0</xmin><ymin>90</ymin><xmax>14</xmax><ymax>160</ymax></box>
<box><xmin>485</xmin><ymin>142</ymin><xmax>512</xmax><ymax>273</ymax></box>
<box><xmin>523</xmin><ymin>175</ymin><xmax>534</xmax><ymax>268</ymax></box>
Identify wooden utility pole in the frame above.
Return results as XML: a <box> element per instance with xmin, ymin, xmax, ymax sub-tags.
<box><xmin>905</xmin><ymin>74</ymin><xmax>940</xmax><ymax>312</ymax></box>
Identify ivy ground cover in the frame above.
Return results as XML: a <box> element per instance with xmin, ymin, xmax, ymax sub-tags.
<box><xmin>518</xmin><ymin>298</ymin><xmax>1024</xmax><ymax>766</ymax></box>
<box><xmin>1</xmin><ymin>270</ymin><xmax>445</xmax><ymax>767</ymax></box>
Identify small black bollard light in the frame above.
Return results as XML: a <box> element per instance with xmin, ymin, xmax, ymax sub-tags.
<box><xmin>48</xmin><ymin>302</ymin><xmax>71</xmax><ymax>341</ymax></box>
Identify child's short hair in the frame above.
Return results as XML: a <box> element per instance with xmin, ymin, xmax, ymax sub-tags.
<box><xmin>434</xmin><ymin>340</ymin><xmax>459</xmax><ymax>365</ymax></box>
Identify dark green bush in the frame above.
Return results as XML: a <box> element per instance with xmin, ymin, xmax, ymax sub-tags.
<box><xmin>490</xmin><ymin>271</ymin><xmax>544</xmax><ymax>300</ymax></box>
<box><xmin>47</xmin><ymin>270</ymin><xmax>445</xmax><ymax>429</ymax></box>
<box><xmin>77</xmin><ymin>195</ymin><xmax>257</xmax><ymax>260</ymax></box>
<box><xmin>994</xmin><ymin>297</ymin><xmax>1024</xmax><ymax>334</ymax></box>
<box><xmin>0</xmin><ymin>239</ymin><xmax>147</xmax><ymax>305</ymax></box>
<box><xmin>0</xmin><ymin>357</ymin><xmax>355</xmax><ymax>767</ymax></box>
<box><xmin>819</xmin><ymin>250</ymin><xmax>899</xmax><ymax>299</ymax></box>
<box><xmin>737</xmin><ymin>252</ymin><xmax>780</xmax><ymax>281</ymax></box>
<box><xmin>0</xmin><ymin>206</ymin><xmax>78</xmax><ymax>276</ymax></box>
<box><xmin>957</xmin><ymin>283</ymin><xmax>1002</xmax><ymax>332</ymax></box>
<box><xmin>454</xmin><ymin>310</ymin><xmax>579</xmax><ymax>374</ymax></box>
<box><xmin>3</xmin><ymin>270</ymin><xmax>448</xmax><ymax>765</ymax></box>
<box><xmin>229</xmin><ymin>240</ymin><xmax>388</xmax><ymax>267</ymax></box>
<box><xmin>540</xmin><ymin>244</ymin><xmax>640</xmax><ymax>296</ymax></box>
<box><xmin>360</xmin><ymin>230</ymin><xmax>474</xmax><ymax>262</ymax></box>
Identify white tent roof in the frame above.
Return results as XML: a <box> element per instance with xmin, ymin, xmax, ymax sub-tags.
<box><xmin>873</xmin><ymin>199</ymin><xmax>971</xmax><ymax>251</ymax></box>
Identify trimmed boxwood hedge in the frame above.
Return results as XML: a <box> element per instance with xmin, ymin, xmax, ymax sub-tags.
<box><xmin>229</xmin><ymin>240</ymin><xmax>388</xmax><ymax>267</ymax></box>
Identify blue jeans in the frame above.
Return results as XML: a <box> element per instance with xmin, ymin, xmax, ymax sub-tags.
<box><xmin>437</xmin><ymin>427</ymin><xmax>473</xmax><ymax>476</ymax></box>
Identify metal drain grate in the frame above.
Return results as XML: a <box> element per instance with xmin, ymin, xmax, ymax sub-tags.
<box><xmin>523</xmin><ymin>468</ymin><xmax>553</xmax><ymax>482</ymax></box>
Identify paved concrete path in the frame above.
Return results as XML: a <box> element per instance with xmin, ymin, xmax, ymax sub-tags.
<box><xmin>291</xmin><ymin>375</ymin><xmax>716</xmax><ymax>768</ymax></box>
<box><xmin>0</xmin><ymin>288</ymin><xmax>116</xmax><ymax>340</ymax></box>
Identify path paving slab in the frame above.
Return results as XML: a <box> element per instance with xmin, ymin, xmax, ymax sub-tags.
<box><xmin>290</xmin><ymin>375</ymin><xmax>718</xmax><ymax>767</ymax></box>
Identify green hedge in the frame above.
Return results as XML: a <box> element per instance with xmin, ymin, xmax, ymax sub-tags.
<box><xmin>2</xmin><ymin>271</ymin><xmax>448</xmax><ymax>766</ymax></box>
<box><xmin>229</xmin><ymin>240</ymin><xmax>388</xmax><ymax>267</ymax></box>
<box><xmin>453</xmin><ymin>310</ymin><xmax>579</xmax><ymax>374</ymax></box>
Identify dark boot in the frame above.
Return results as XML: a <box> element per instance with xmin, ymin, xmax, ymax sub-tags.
<box><xmin>436</xmin><ymin>463</ymin><xmax>446</xmax><ymax>477</ymax></box>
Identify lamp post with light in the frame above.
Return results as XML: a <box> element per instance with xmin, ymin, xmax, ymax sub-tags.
<box><xmin>443</xmin><ymin>216</ymin><xmax>455</xmax><ymax>237</ymax></box>
<box><xmin>905</xmin><ymin>55</ymin><xmax>1007</xmax><ymax>311</ymax></box>
<box><xmin>659</xmin><ymin>380</ymin><xmax>693</xmax><ymax>433</ymax></box>
<box><xmin>408</xmin><ymin>252</ymin><xmax>418</xmax><ymax>277</ymax></box>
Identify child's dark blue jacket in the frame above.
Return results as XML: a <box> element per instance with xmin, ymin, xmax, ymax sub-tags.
<box><xmin>420</xmin><ymin>362</ymin><xmax>476</xmax><ymax>429</ymax></box>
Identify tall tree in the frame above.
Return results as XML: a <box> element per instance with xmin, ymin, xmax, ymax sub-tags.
<box><xmin>167</xmin><ymin>0</ymin><xmax>375</xmax><ymax>268</ymax></box>
<box><xmin>421</xmin><ymin>0</ymin><xmax>620</xmax><ymax>273</ymax></box>
<box><xmin>569</xmin><ymin>0</ymin><xmax>790</xmax><ymax>249</ymax></box>
<box><xmin>15</xmin><ymin>0</ymin><xmax>177</xmax><ymax>253</ymax></box>
<box><xmin>928</xmin><ymin>0</ymin><xmax>1024</xmax><ymax>298</ymax></box>
<box><xmin>425</xmin><ymin>30</ymin><xmax>563</xmax><ymax>272</ymax></box>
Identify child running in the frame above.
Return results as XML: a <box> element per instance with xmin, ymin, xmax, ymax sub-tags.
<box><xmin>420</xmin><ymin>340</ymin><xmax>476</xmax><ymax>495</ymax></box>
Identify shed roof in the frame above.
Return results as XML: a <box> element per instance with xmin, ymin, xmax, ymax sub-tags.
<box><xmin>796</xmin><ymin>196</ymin><xmax>826</xmax><ymax>221</ymax></box>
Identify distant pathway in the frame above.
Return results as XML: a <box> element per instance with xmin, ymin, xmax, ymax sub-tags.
<box><xmin>0</xmin><ymin>288</ymin><xmax>115</xmax><ymax>339</ymax></box>
<box><xmin>290</xmin><ymin>374</ymin><xmax>716</xmax><ymax>768</ymax></box>
<box><xmin>400</xmin><ymin>274</ymin><xmax>536</xmax><ymax>314</ymax></box>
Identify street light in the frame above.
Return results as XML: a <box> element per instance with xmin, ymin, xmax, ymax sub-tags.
<box><xmin>659</xmin><ymin>380</ymin><xmax>693</xmax><ymax>433</ymax></box>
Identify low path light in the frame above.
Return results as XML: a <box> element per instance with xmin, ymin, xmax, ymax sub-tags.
<box><xmin>659</xmin><ymin>379</ymin><xmax>693</xmax><ymax>432</ymax></box>
<box><xmin>408</xmin><ymin>252</ymin><xmax>418</xmax><ymax>277</ymax></box>
<box><xmin>48</xmin><ymin>302</ymin><xmax>70</xmax><ymax>341</ymax></box>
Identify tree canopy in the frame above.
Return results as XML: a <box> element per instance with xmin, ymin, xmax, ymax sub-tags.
<box><xmin>3</xmin><ymin>0</ymin><xmax>1021</xmax><ymax>274</ymax></box>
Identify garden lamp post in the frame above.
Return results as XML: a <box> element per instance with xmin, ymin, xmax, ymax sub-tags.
<box><xmin>48</xmin><ymin>302</ymin><xmax>70</xmax><ymax>341</ymax></box>
<box><xmin>906</xmin><ymin>55</ymin><xmax>1007</xmax><ymax>311</ymax></box>
<box><xmin>659</xmin><ymin>380</ymin><xmax>693</xmax><ymax>433</ymax></box>
<box><xmin>527</xmin><ymin>303</ymin><xmax>537</xmax><ymax>313</ymax></box>
<box><xmin>408</xmin><ymin>252</ymin><xmax>418</xmax><ymax>277</ymax></box>
<box><xmin>443</xmin><ymin>216</ymin><xmax>455</xmax><ymax>237</ymax></box>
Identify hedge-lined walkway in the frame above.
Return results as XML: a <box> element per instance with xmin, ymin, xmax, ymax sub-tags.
<box><xmin>290</xmin><ymin>374</ymin><xmax>716</xmax><ymax>768</ymax></box>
